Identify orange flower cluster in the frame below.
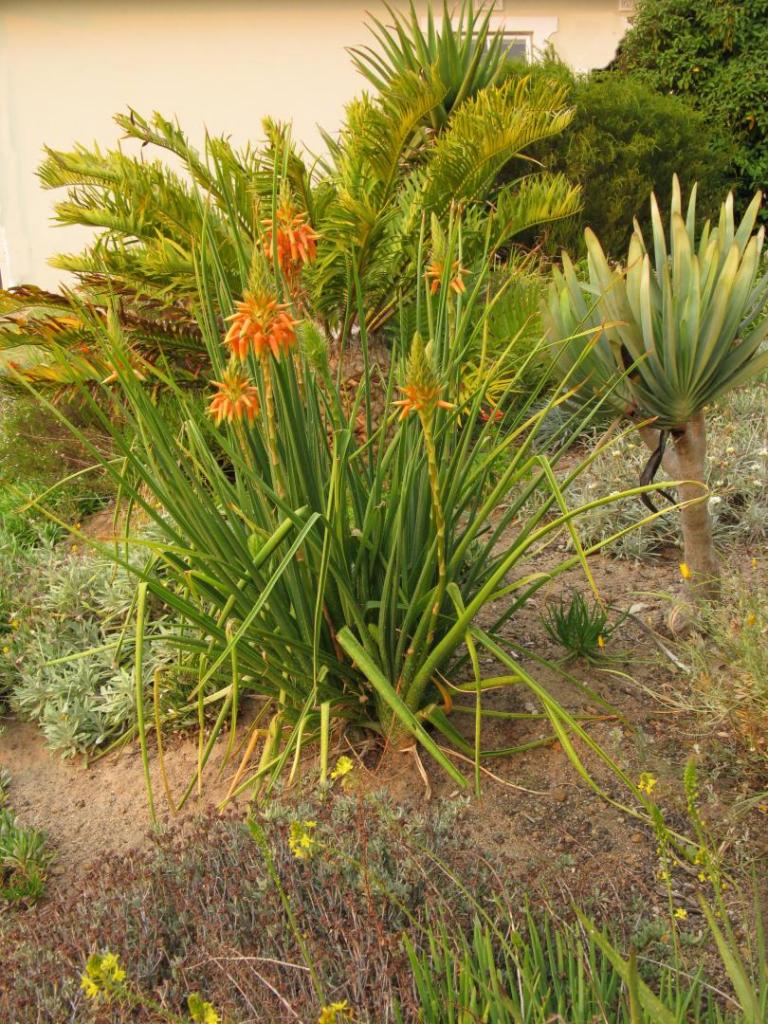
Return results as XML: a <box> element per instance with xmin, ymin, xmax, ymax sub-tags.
<box><xmin>208</xmin><ymin>364</ymin><xmax>260</xmax><ymax>425</ymax></box>
<box><xmin>394</xmin><ymin>383</ymin><xmax>454</xmax><ymax>422</ymax></box>
<box><xmin>263</xmin><ymin>203</ymin><xmax>319</xmax><ymax>277</ymax></box>
<box><xmin>224</xmin><ymin>291</ymin><xmax>297</xmax><ymax>361</ymax></box>
<box><xmin>425</xmin><ymin>260</ymin><xmax>468</xmax><ymax>296</ymax></box>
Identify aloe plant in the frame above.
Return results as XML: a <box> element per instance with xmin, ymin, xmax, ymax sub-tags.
<box><xmin>544</xmin><ymin>176</ymin><xmax>768</xmax><ymax>601</ymax></box>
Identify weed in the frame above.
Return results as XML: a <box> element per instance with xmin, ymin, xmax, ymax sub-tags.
<box><xmin>542</xmin><ymin>589</ymin><xmax>619</xmax><ymax>661</ymax></box>
<box><xmin>0</xmin><ymin>806</ymin><xmax>51</xmax><ymax>907</ymax></box>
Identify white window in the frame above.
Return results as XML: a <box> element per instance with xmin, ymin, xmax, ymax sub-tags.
<box><xmin>496</xmin><ymin>33</ymin><xmax>532</xmax><ymax>64</ymax></box>
<box><xmin>423</xmin><ymin>14</ymin><xmax>558</xmax><ymax>65</ymax></box>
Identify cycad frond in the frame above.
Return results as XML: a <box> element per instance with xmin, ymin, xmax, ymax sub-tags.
<box><xmin>424</xmin><ymin>76</ymin><xmax>573</xmax><ymax>213</ymax></box>
<box><xmin>492</xmin><ymin>172</ymin><xmax>581</xmax><ymax>249</ymax></box>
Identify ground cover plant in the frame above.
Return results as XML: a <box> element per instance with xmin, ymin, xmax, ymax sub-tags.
<box><xmin>545</xmin><ymin>177</ymin><xmax>768</xmax><ymax>604</ymax></box>
<box><xmin>1</xmin><ymin>787</ymin><xmax>765</xmax><ymax>1023</ymax></box>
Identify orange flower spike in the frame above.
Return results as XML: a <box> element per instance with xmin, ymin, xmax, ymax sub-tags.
<box><xmin>262</xmin><ymin>203</ymin><xmax>319</xmax><ymax>275</ymax></box>
<box><xmin>223</xmin><ymin>291</ymin><xmax>295</xmax><ymax>361</ymax></box>
<box><xmin>424</xmin><ymin>262</ymin><xmax>443</xmax><ymax>295</ymax></box>
<box><xmin>450</xmin><ymin>262</ymin><xmax>469</xmax><ymax>294</ymax></box>
<box><xmin>266</xmin><ymin>309</ymin><xmax>298</xmax><ymax>360</ymax></box>
<box><xmin>207</xmin><ymin>364</ymin><xmax>260</xmax><ymax>425</ymax></box>
<box><xmin>394</xmin><ymin>385</ymin><xmax>453</xmax><ymax>421</ymax></box>
<box><xmin>425</xmin><ymin>259</ymin><xmax>468</xmax><ymax>296</ymax></box>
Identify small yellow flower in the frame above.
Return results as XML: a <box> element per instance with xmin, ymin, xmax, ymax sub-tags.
<box><xmin>674</xmin><ymin>907</ymin><xmax>688</xmax><ymax>920</ymax></box>
<box><xmin>679</xmin><ymin>562</ymin><xmax>692</xmax><ymax>580</ymax></box>
<box><xmin>188</xmin><ymin>993</ymin><xmax>221</xmax><ymax>1024</ymax></box>
<box><xmin>289</xmin><ymin>820</ymin><xmax>319</xmax><ymax>860</ymax></box>
<box><xmin>637</xmin><ymin>772</ymin><xmax>658</xmax><ymax>795</ymax></box>
<box><xmin>658</xmin><ymin>869</ymin><xmax>670</xmax><ymax>882</ymax></box>
<box><xmin>80</xmin><ymin>976</ymin><xmax>99</xmax><ymax>999</ymax></box>
<box><xmin>80</xmin><ymin>951</ymin><xmax>126</xmax><ymax>1002</ymax></box>
<box><xmin>698</xmin><ymin>871</ymin><xmax>707</xmax><ymax>882</ymax></box>
<box><xmin>318</xmin><ymin>1000</ymin><xmax>352</xmax><ymax>1024</ymax></box>
<box><xmin>330</xmin><ymin>755</ymin><xmax>354</xmax><ymax>780</ymax></box>
<box><xmin>597</xmin><ymin>634</ymin><xmax>606</xmax><ymax>650</ymax></box>
<box><xmin>2</xmin><ymin>646</ymin><xmax>10</xmax><ymax>655</ymax></box>
<box><xmin>10</xmin><ymin>619</ymin><xmax>20</xmax><ymax>630</ymax></box>
<box><xmin>745</xmin><ymin>612</ymin><xmax>757</xmax><ymax>627</ymax></box>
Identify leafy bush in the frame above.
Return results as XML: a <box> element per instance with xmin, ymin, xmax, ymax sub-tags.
<box><xmin>521</xmin><ymin>64</ymin><xmax>729</xmax><ymax>257</ymax></box>
<box><xmin>617</xmin><ymin>0</ymin><xmax>768</xmax><ymax>217</ymax></box>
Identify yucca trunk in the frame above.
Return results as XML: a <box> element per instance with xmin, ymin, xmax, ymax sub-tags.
<box><xmin>641</xmin><ymin>411</ymin><xmax>719</xmax><ymax>602</ymax></box>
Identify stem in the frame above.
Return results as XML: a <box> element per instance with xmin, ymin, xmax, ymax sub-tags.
<box><xmin>420</xmin><ymin>410</ymin><xmax>447</xmax><ymax>639</ymax></box>
<box><xmin>671</xmin><ymin>412</ymin><xmax>719</xmax><ymax>602</ymax></box>
<box><xmin>639</xmin><ymin>414</ymin><xmax>719</xmax><ymax>601</ymax></box>
<box><xmin>261</xmin><ymin>352</ymin><xmax>284</xmax><ymax>500</ymax></box>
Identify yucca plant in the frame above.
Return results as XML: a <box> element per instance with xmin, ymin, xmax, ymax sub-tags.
<box><xmin>29</xmin><ymin>183</ymin><xmax>673</xmax><ymax>800</ymax></box>
<box><xmin>544</xmin><ymin>177</ymin><xmax>768</xmax><ymax>602</ymax></box>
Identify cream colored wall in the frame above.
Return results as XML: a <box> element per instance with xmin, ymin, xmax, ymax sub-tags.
<box><xmin>0</xmin><ymin>1</ymin><xmax>628</xmax><ymax>289</ymax></box>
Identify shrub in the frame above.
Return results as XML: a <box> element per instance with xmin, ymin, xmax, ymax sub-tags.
<box><xmin>617</xmin><ymin>0</ymin><xmax>768</xmax><ymax>217</ymax></box>
<box><xmin>525</xmin><ymin>66</ymin><xmax>729</xmax><ymax>258</ymax></box>
<box><xmin>2</xmin><ymin>544</ymin><xmax>179</xmax><ymax>757</ymax></box>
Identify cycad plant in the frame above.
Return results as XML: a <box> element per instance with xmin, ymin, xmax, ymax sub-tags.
<box><xmin>0</xmin><ymin>0</ymin><xmax>580</xmax><ymax>398</ymax></box>
<box><xmin>33</xmin><ymin>191</ymin><xmax>667</xmax><ymax>799</ymax></box>
<box><xmin>544</xmin><ymin>177</ymin><xmax>768</xmax><ymax>601</ymax></box>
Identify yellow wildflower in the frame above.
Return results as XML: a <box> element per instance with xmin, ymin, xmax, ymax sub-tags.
<box><xmin>318</xmin><ymin>1000</ymin><xmax>352</xmax><ymax>1024</ymax></box>
<box><xmin>80</xmin><ymin>951</ymin><xmax>126</xmax><ymax>1002</ymax></box>
<box><xmin>597</xmin><ymin>634</ymin><xmax>606</xmax><ymax>650</ymax></box>
<box><xmin>288</xmin><ymin>820</ymin><xmax>319</xmax><ymax>860</ymax></box>
<box><xmin>188</xmin><ymin>993</ymin><xmax>221</xmax><ymax>1024</ymax></box>
<box><xmin>637</xmin><ymin>772</ymin><xmax>658</xmax><ymax>795</ymax></box>
<box><xmin>658</xmin><ymin>869</ymin><xmax>670</xmax><ymax>882</ymax></box>
<box><xmin>330</xmin><ymin>756</ymin><xmax>354</xmax><ymax>781</ymax></box>
<box><xmin>80</xmin><ymin>976</ymin><xmax>99</xmax><ymax>1000</ymax></box>
<box><xmin>674</xmin><ymin>907</ymin><xmax>688</xmax><ymax>920</ymax></box>
<box><xmin>679</xmin><ymin>562</ymin><xmax>692</xmax><ymax>580</ymax></box>
<box><xmin>745</xmin><ymin>612</ymin><xmax>757</xmax><ymax>627</ymax></box>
